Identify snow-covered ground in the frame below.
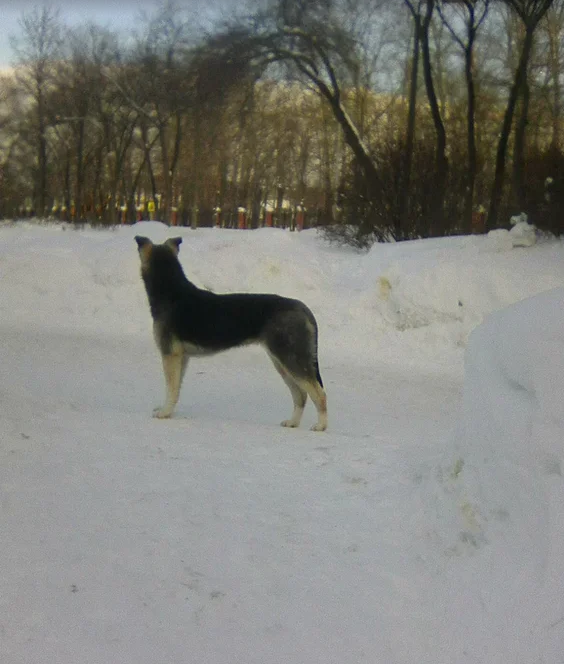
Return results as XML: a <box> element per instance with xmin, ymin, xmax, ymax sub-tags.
<box><xmin>1</xmin><ymin>220</ymin><xmax>563</xmax><ymax>663</ymax></box>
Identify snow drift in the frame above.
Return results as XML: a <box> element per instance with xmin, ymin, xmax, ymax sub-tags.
<box><xmin>429</xmin><ymin>287</ymin><xmax>564</xmax><ymax>662</ymax></box>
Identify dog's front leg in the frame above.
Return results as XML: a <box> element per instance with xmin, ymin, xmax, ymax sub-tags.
<box><xmin>153</xmin><ymin>353</ymin><xmax>186</xmax><ymax>419</ymax></box>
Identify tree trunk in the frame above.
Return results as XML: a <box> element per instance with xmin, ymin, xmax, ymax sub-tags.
<box><xmin>74</xmin><ymin>119</ymin><xmax>85</xmax><ymax>222</ymax></box>
<box><xmin>464</xmin><ymin>40</ymin><xmax>477</xmax><ymax>234</ymax></box>
<box><xmin>92</xmin><ymin>143</ymin><xmax>104</xmax><ymax>219</ymax></box>
<box><xmin>399</xmin><ymin>19</ymin><xmax>420</xmax><ymax>240</ymax></box>
<box><xmin>511</xmin><ymin>76</ymin><xmax>530</xmax><ymax>212</ymax></box>
<box><xmin>320</xmin><ymin>110</ymin><xmax>335</xmax><ymax>222</ymax></box>
<box><xmin>420</xmin><ymin>3</ymin><xmax>448</xmax><ymax>237</ymax></box>
<box><xmin>320</xmin><ymin>90</ymin><xmax>381</xmax><ymax>202</ymax></box>
<box><xmin>159</xmin><ymin>124</ymin><xmax>171</xmax><ymax>224</ymax></box>
<box><xmin>546</xmin><ymin>11</ymin><xmax>562</xmax><ymax>150</ymax></box>
<box><xmin>37</xmin><ymin>91</ymin><xmax>48</xmax><ymax>217</ymax></box>
<box><xmin>64</xmin><ymin>148</ymin><xmax>71</xmax><ymax>216</ymax></box>
<box><xmin>138</xmin><ymin>119</ymin><xmax>157</xmax><ymax>205</ymax></box>
<box><xmin>486</xmin><ymin>27</ymin><xmax>534</xmax><ymax>230</ymax></box>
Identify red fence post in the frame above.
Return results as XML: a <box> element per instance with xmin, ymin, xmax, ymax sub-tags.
<box><xmin>238</xmin><ymin>207</ymin><xmax>246</xmax><ymax>229</ymax></box>
<box><xmin>296</xmin><ymin>205</ymin><xmax>305</xmax><ymax>231</ymax></box>
<box><xmin>472</xmin><ymin>206</ymin><xmax>486</xmax><ymax>234</ymax></box>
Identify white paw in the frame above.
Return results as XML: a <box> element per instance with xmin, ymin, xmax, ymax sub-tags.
<box><xmin>281</xmin><ymin>419</ymin><xmax>299</xmax><ymax>428</ymax></box>
<box><xmin>153</xmin><ymin>407</ymin><xmax>172</xmax><ymax>419</ymax></box>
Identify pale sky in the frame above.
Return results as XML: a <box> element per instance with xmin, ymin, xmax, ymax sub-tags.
<box><xmin>0</xmin><ymin>0</ymin><xmax>239</xmax><ymax>69</ymax></box>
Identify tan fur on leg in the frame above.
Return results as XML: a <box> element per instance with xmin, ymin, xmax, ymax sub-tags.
<box><xmin>300</xmin><ymin>379</ymin><xmax>328</xmax><ymax>432</ymax></box>
<box><xmin>268</xmin><ymin>353</ymin><xmax>308</xmax><ymax>428</ymax></box>
<box><xmin>153</xmin><ymin>353</ymin><xmax>184</xmax><ymax>418</ymax></box>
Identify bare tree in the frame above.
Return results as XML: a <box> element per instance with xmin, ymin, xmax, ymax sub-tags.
<box><xmin>198</xmin><ymin>1</ymin><xmax>389</xmax><ymax>222</ymax></box>
<box><xmin>53</xmin><ymin>24</ymin><xmax>116</xmax><ymax>220</ymax></box>
<box><xmin>114</xmin><ymin>2</ymin><xmax>196</xmax><ymax>222</ymax></box>
<box><xmin>420</xmin><ymin>0</ymin><xmax>449</xmax><ymax>234</ymax></box>
<box><xmin>401</xmin><ymin>0</ymin><xmax>450</xmax><ymax>236</ymax></box>
<box><xmin>402</xmin><ymin>1</ymin><xmax>423</xmax><ymax>237</ymax></box>
<box><xmin>100</xmin><ymin>67</ymin><xmax>140</xmax><ymax>224</ymax></box>
<box><xmin>542</xmin><ymin>0</ymin><xmax>564</xmax><ymax>150</ymax></box>
<box><xmin>0</xmin><ymin>75</ymin><xmax>30</xmax><ymax>216</ymax></box>
<box><xmin>487</xmin><ymin>0</ymin><xmax>555</xmax><ymax>229</ymax></box>
<box><xmin>438</xmin><ymin>0</ymin><xmax>490</xmax><ymax>232</ymax></box>
<box><xmin>11</xmin><ymin>5</ymin><xmax>62</xmax><ymax>216</ymax></box>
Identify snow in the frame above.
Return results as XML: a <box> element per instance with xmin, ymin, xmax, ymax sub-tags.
<box><xmin>1</xmin><ymin>219</ymin><xmax>564</xmax><ymax>662</ymax></box>
<box><xmin>428</xmin><ymin>288</ymin><xmax>564</xmax><ymax>662</ymax></box>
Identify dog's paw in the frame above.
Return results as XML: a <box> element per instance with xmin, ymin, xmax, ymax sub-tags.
<box><xmin>310</xmin><ymin>422</ymin><xmax>327</xmax><ymax>432</ymax></box>
<box><xmin>153</xmin><ymin>407</ymin><xmax>173</xmax><ymax>419</ymax></box>
<box><xmin>281</xmin><ymin>419</ymin><xmax>299</xmax><ymax>428</ymax></box>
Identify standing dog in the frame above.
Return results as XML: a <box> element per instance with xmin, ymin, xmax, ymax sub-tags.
<box><xmin>135</xmin><ymin>236</ymin><xmax>327</xmax><ymax>431</ymax></box>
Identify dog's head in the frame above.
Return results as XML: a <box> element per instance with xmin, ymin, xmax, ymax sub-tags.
<box><xmin>134</xmin><ymin>236</ymin><xmax>183</xmax><ymax>270</ymax></box>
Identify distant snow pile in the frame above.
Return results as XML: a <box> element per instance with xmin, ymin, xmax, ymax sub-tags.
<box><xmin>431</xmin><ymin>288</ymin><xmax>564</xmax><ymax>660</ymax></box>
<box><xmin>509</xmin><ymin>211</ymin><xmax>537</xmax><ymax>247</ymax></box>
<box><xmin>443</xmin><ymin>286</ymin><xmax>564</xmax><ymax>544</ymax></box>
<box><xmin>487</xmin><ymin>211</ymin><xmax>537</xmax><ymax>250</ymax></box>
<box><xmin>372</xmin><ymin>232</ymin><xmax>561</xmax><ymax>343</ymax></box>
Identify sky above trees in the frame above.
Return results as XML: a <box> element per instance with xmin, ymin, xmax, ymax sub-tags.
<box><xmin>2</xmin><ymin>1</ymin><xmax>152</xmax><ymax>68</ymax></box>
<box><xmin>1</xmin><ymin>0</ymin><xmax>239</xmax><ymax>69</ymax></box>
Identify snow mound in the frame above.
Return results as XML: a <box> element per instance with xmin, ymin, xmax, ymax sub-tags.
<box><xmin>129</xmin><ymin>220</ymin><xmax>173</xmax><ymax>241</ymax></box>
<box><xmin>430</xmin><ymin>288</ymin><xmax>564</xmax><ymax>661</ymax></box>
<box><xmin>369</xmin><ymin>234</ymin><xmax>562</xmax><ymax>345</ymax></box>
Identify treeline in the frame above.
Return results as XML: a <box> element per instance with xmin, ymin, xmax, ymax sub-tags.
<box><xmin>0</xmin><ymin>0</ymin><xmax>563</xmax><ymax>243</ymax></box>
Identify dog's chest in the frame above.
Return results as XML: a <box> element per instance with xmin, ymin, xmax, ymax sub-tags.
<box><xmin>181</xmin><ymin>341</ymin><xmax>216</xmax><ymax>357</ymax></box>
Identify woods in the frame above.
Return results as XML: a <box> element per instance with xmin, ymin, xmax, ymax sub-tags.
<box><xmin>0</xmin><ymin>0</ymin><xmax>563</xmax><ymax>242</ymax></box>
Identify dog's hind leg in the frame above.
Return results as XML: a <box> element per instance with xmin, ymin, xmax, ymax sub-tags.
<box><xmin>298</xmin><ymin>377</ymin><xmax>328</xmax><ymax>432</ymax></box>
<box><xmin>263</xmin><ymin>309</ymin><xmax>327</xmax><ymax>431</ymax></box>
<box><xmin>269</xmin><ymin>354</ymin><xmax>307</xmax><ymax>428</ymax></box>
<box><xmin>153</xmin><ymin>352</ymin><xmax>186</xmax><ymax>419</ymax></box>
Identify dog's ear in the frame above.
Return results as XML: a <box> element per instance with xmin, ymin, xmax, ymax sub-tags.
<box><xmin>166</xmin><ymin>237</ymin><xmax>182</xmax><ymax>255</ymax></box>
<box><xmin>135</xmin><ymin>236</ymin><xmax>152</xmax><ymax>250</ymax></box>
<box><xmin>134</xmin><ymin>236</ymin><xmax>153</xmax><ymax>265</ymax></box>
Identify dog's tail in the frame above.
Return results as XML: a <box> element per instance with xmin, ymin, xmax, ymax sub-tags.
<box><xmin>314</xmin><ymin>357</ymin><xmax>323</xmax><ymax>388</ymax></box>
<box><xmin>309</xmin><ymin>310</ymin><xmax>324</xmax><ymax>388</ymax></box>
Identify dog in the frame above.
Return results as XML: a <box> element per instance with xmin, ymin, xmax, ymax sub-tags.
<box><xmin>135</xmin><ymin>236</ymin><xmax>327</xmax><ymax>431</ymax></box>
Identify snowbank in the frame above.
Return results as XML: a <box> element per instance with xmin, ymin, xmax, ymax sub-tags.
<box><xmin>430</xmin><ymin>288</ymin><xmax>564</xmax><ymax>662</ymax></box>
<box><xmin>1</xmin><ymin>222</ymin><xmax>563</xmax><ymax>374</ymax></box>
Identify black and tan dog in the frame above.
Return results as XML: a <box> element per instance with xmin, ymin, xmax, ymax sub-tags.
<box><xmin>135</xmin><ymin>236</ymin><xmax>327</xmax><ymax>431</ymax></box>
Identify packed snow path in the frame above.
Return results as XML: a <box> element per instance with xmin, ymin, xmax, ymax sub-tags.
<box><xmin>1</xmin><ymin>326</ymin><xmax>459</xmax><ymax>664</ymax></box>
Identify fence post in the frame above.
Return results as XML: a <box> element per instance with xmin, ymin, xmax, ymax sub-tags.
<box><xmin>471</xmin><ymin>205</ymin><xmax>486</xmax><ymax>234</ymax></box>
<box><xmin>238</xmin><ymin>206</ymin><xmax>246</xmax><ymax>229</ymax></box>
